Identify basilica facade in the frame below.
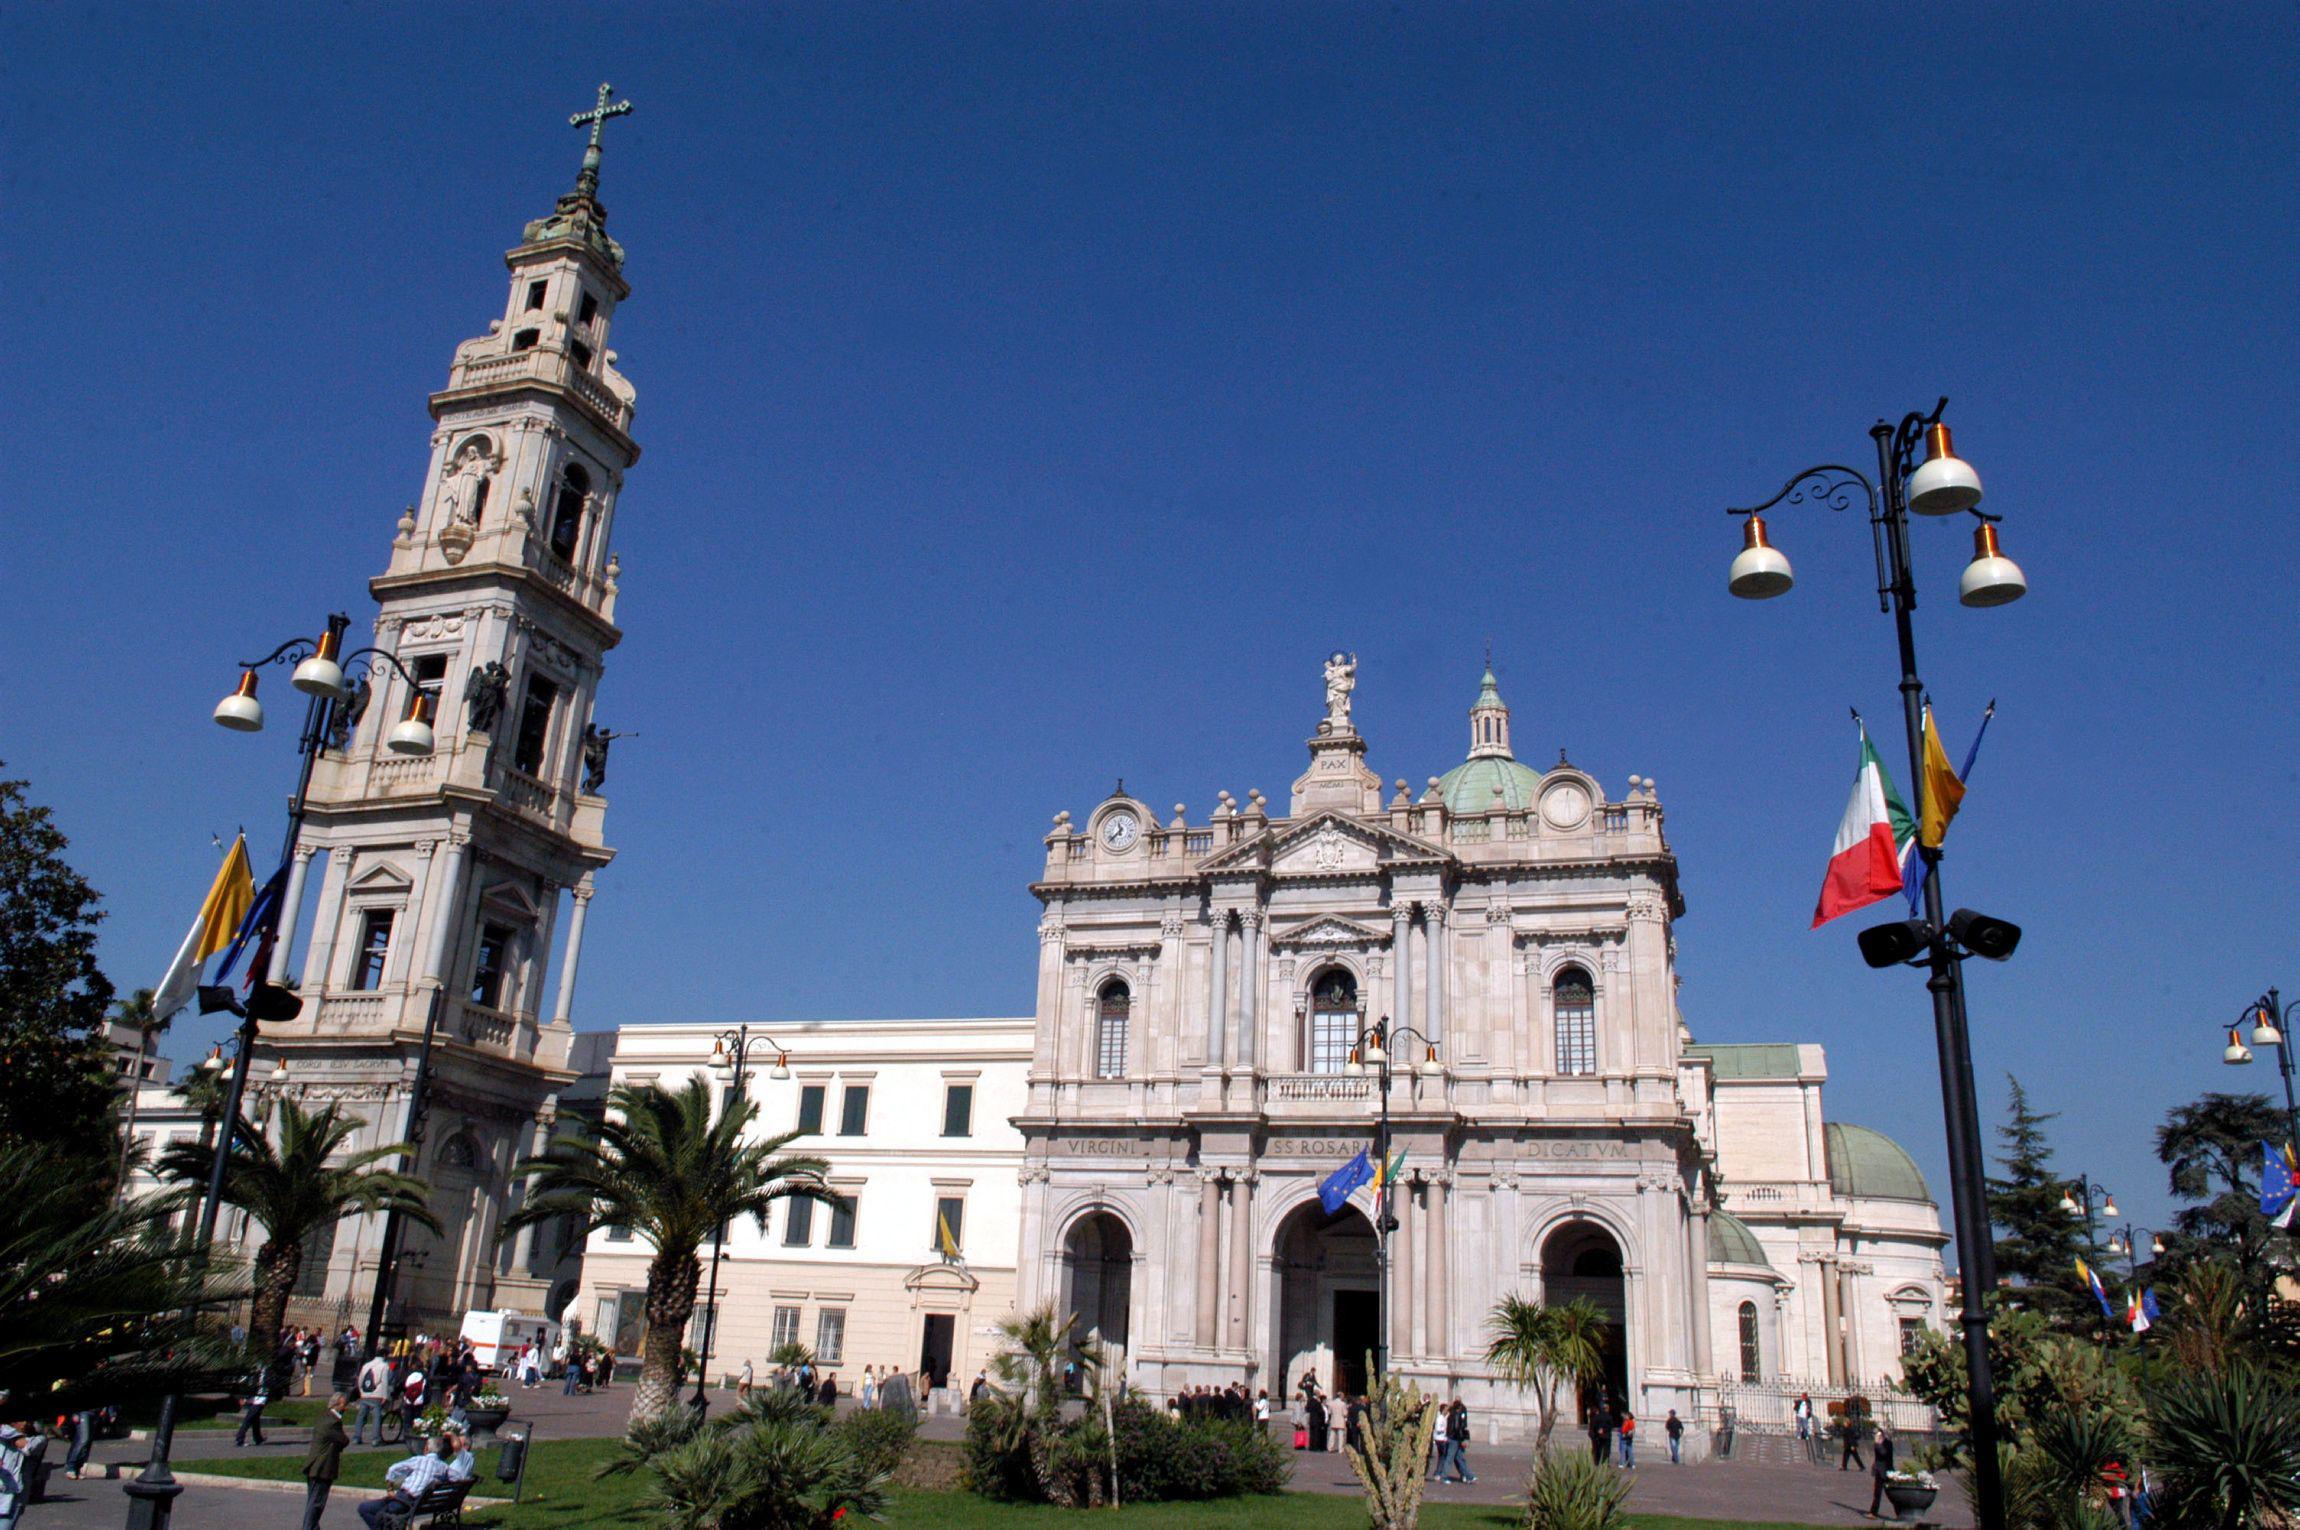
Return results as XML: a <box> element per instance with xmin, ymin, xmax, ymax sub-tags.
<box><xmin>1010</xmin><ymin>661</ymin><xmax>1949</xmax><ymax>1445</ymax></box>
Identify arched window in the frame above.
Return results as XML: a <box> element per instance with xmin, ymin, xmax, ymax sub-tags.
<box><xmin>1094</xmin><ymin>980</ymin><xmax>1130</xmax><ymax>1079</ymax></box>
<box><xmin>1737</xmin><ymin>1301</ymin><xmax>1761</xmax><ymax>1382</ymax></box>
<box><xmin>1554</xmin><ymin>967</ymin><xmax>1596</xmax><ymax>1076</ymax></box>
<box><xmin>1307</xmin><ymin>969</ymin><xmax>1359</xmax><ymax>1074</ymax></box>
<box><xmin>549</xmin><ymin>463</ymin><xmax>590</xmax><ymax>561</ymax></box>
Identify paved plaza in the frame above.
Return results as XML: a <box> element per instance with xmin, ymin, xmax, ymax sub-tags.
<box><xmin>34</xmin><ymin>1385</ymin><xmax>1971</xmax><ymax>1529</ymax></box>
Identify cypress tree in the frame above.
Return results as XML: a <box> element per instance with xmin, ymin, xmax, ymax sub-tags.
<box><xmin>1984</xmin><ymin>1075</ymin><xmax>2099</xmax><ymax>1331</ymax></box>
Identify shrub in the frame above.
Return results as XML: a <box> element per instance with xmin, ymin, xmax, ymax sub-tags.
<box><xmin>1522</xmin><ymin>1447</ymin><xmax>1633</xmax><ymax>1530</ymax></box>
<box><xmin>644</xmin><ymin>1414</ymin><xmax>890</xmax><ymax>1530</ymax></box>
<box><xmin>833</xmin><ymin>1404</ymin><xmax>918</xmax><ymax>1480</ymax></box>
<box><xmin>2145</xmin><ymin>1366</ymin><xmax>2300</xmax><ymax>1527</ymax></box>
<box><xmin>963</xmin><ymin>1393</ymin><xmax>1288</xmax><ymax>1505</ymax></box>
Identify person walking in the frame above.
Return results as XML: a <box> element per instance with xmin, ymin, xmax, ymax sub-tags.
<box><xmin>1793</xmin><ymin>1392</ymin><xmax>1813</xmax><ymax>1442</ymax></box>
<box><xmin>1664</xmin><ymin>1409</ymin><xmax>1684</xmax><ymax>1465</ymax></box>
<box><xmin>1839</xmin><ymin>1411</ymin><xmax>1865</xmax><ymax>1472</ymax></box>
<box><xmin>1325</xmin><ymin>1391</ymin><xmax>1346</xmax><ymax>1452</ymax></box>
<box><xmin>1867</xmin><ymin>1425</ymin><xmax>1895</xmax><ymax>1518</ymax></box>
<box><xmin>62</xmin><ymin>1409</ymin><xmax>95</xmax><ymax>1481</ymax></box>
<box><xmin>1588</xmin><ymin>1406</ymin><xmax>1609</xmax><ymax>1464</ymax></box>
<box><xmin>1618</xmin><ymin>1408</ymin><xmax>1637</xmax><ymax>1469</ymax></box>
<box><xmin>301</xmin><ymin>1393</ymin><xmax>350</xmax><ymax>1530</ymax></box>
<box><xmin>862</xmin><ymin>1365</ymin><xmax>878</xmax><ymax>1410</ymax></box>
<box><xmin>739</xmin><ymin>1359</ymin><xmax>755</xmax><ymax>1401</ymax></box>
<box><xmin>354</xmin><ymin>1351</ymin><xmax>392</xmax><ymax>1445</ymax></box>
<box><xmin>1441</xmin><ymin>1398</ymin><xmax>1475</xmax><ymax>1483</ymax></box>
<box><xmin>232</xmin><ymin>1360</ymin><xmax>270</xmax><ymax>1447</ymax></box>
<box><xmin>301</xmin><ymin>1329</ymin><xmax>322</xmax><ymax>1397</ymax></box>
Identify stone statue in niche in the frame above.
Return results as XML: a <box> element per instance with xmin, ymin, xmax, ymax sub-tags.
<box><xmin>464</xmin><ymin>662</ymin><xmax>511</xmax><ymax>735</ymax></box>
<box><xmin>438</xmin><ymin>438</ymin><xmax>496</xmax><ymax>525</ymax></box>
<box><xmin>1324</xmin><ymin>651</ymin><xmax>1357</xmax><ymax>732</ymax></box>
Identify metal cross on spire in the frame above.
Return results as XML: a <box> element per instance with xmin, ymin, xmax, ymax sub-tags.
<box><xmin>568</xmin><ymin>82</ymin><xmax>634</xmax><ymax>200</ymax></box>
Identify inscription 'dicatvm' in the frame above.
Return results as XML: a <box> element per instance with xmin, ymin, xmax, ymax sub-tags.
<box><xmin>1051</xmin><ymin>1138</ymin><xmax>1635</xmax><ymax>1162</ymax></box>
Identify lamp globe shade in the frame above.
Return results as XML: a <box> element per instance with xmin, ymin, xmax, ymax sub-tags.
<box><xmin>2058</xmin><ymin>1193</ymin><xmax>2080</xmax><ymax>1214</ymax></box>
<box><xmin>2254</xmin><ymin>1009</ymin><xmax>2283</xmax><ymax>1047</ymax></box>
<box><xmin>1908</xmin><ymin>423</ymin><xmax>1983</xmax><ymax>515</ymax></box>
<box><xmin>214</xmin><ymin>670</ymin><xmax>265</xmax><ymax>732</ymax></box>
<box><xmin>1728</xmin><ymin>515</ymin><xmax>1794</xmax><ymax>599</ymax></box>
<box><xmin>770</xmin><ymin>1052</ymin><xmax>791</xmax><ymax>1081</ymax></box>
<box><xmin>385</xmin><ymin>695</ymin><xmax>435</xmax><ymax>756</ymax></box>
<box><xmin>1959</xmin><ymin>523</ymin><xmax>2028</xmax><ymax>607</ymax></box>
<box><xmin>2226</xmin><ymin>1029</ymin><xmax>2254</xmax><ymax>1065</ymax></box>
<box><xmin>2103</xmin><ymin>1195</ymin><xmax>2120</xmax><ymax>1218</ymax></box>
<box><xmin>291</xmin><ymin>627</ymin><xmax>350</xmax><ymax>699</ymax></box>
<box><xmin>1417</xmin><ymin>1046</ymin><xmax>1443</xmax><ymax>1078</ymax></box>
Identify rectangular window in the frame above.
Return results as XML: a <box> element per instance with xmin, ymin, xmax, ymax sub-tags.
<box><xmin>796</xmin><ymin>1084</ymin><xmax>825</xmax><ymax>1135</ymax></box>
<box><xmin>934</xmin><ymin>1196</ymin><xmax>965</xmax><ymax>1255</ymax></box>
<box><xmin>942</xmin><ymin>1084</ymin><xmax>973</xmax><ymax>1137</ymax></box>
<box><xmin>688</xmin><ymin>1303</ymin><xmax>718</xmax><ymax>1355</ymax></box>
<box><xmin>512</xmin><ymin>675</ymin><xmax>558</xmax><ymax>776</ymax></box>
<box><xmin>349</xmin><ymin>909</ymin><xmax>395</xmax><ymax>991</ymax></box>
<box><xmin>577</xmin><ymin>290</ymin><xmax>599</xmax><ymax>325</ymax></box>
<box><xmin>470</xmin><ymin>922</ymin><xmax>513</xmax><ymax>1009</ymax></box>
<box><xmin>771</xmin><ymin>1305</ymin><xmax>800</xmax><ymax>1352</ymax></box>
<box><xmin>838</xmin><ymin>1085</ymin><xmax>870</xmax><ymax>1136</ymax></box>
<box><xmin>827</xmin><ymin>1195</ymin><xmax>857</xmax><ymax>1249</ymax></box>
<box><xmin>525</xmin><ymin>280</ymin><xmax>548</xmax><ymax>311</ymax></box>
<box><xmin>411</xmin><ymin>653</ymin><xmax>448</xmax><ymax>711</ymax></box>
<box><xmin>815</xmin><ymin>1308</ymin><xmax>846</xmax><ymax>1365</ymax></box>
<box><xmin>569</xmin><ymin>339</ymin><xmax>593</xmax><ymax>369</ymax></box>
<box><xmin>513</xmin><ymin>328</ymin><xmax>540</xmax><ymax>351</ymax></box>
<box><xmin>1309</xmin><ymin>1009</ymin><xmax>1356</xmax><ymax>1075</ymax></box>
<box><xmin>1555</xmin><ymin>981</ymin><xmax>1598</xmax><ymax>1077</ymax></box>
<box><xmin>783</xmin><ymin>1197</ymin><xmax>814</xmax><ymax>1247</ymax></box>
<box><xmin>1898</xmin><ymin>1318</ymin><xmax>1926</xmax><ymax>1356</ymax></box>
<box><xmin>606</xmin><ymin>1223</ymin><xmax>632</xmax><ymax>1243</ymax></box>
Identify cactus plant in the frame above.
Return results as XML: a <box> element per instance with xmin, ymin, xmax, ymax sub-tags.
<box><xmin>1344</xmin><ymin>1356</ymin><xmax>1439</xmax><ymax>1530</ymax></box>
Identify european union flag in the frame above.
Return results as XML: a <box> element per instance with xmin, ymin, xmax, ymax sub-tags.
<box><xmin>2261</xmin><ymin>1140</ymin><xmax>2297</xmax><ymax>1223</ymax></box>
<box><xmin>1319</xmin><ymin>1149</ymin><xmax>1374</xmax><ymax>1215</ymax></box>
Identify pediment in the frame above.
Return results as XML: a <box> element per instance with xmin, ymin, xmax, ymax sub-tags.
<box><xmin>1199</xmin><ymin>811</ymin><xmax>1450</xmax><ymax>876</ymax></box>
<box><xmin>347</xmin><ymin>861</ymin><xmax>414</xmax><ymax>894</ymax></box>
<box><xmin>476</xmin><ymin>879</ymin><xmax>542</xmax><ymax>924</ymax></box>
<box><xmin>1270</xmin><ymin>913</ymin><xmax>1391</xmax><ymax>950</ymax></box>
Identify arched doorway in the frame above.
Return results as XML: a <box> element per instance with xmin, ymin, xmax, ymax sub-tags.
<box><xmin>1272</xmin><ymin>1200</ymin><xmax>1381</xmax><ymax>1398</ymax></box>
<box><xmin>1542</xmin><ymin>1221</ymin><xmax>1629</xmax><ymax>1417</ymax></box>
<box><xmin>1061</xmin><ymin>1213</ymin><xmax>1133</xmax><ymax>1354</ymax></box>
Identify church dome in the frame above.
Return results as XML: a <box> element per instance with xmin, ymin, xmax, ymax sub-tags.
<box><xmin>1707</xmin><ymin>1209</ymin><xmax>1774</xmax><ymax>1270</ymax></box>
<box><xmin>1825</xmin><ymin>1123</ymin><xmax>1934</xmax><ymax>1204</ymax></box>
<box><xmin>1436</xmin><ymin>664</ymin><xmax>1542</xmax><ymax>812</ymax></box>
<box><xmin>1436</xmin><ymin>755</ymin><xmax>1546</xmax><ymax>814</ymax></box>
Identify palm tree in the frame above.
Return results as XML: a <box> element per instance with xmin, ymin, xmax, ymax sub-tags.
<box><xmin>0</xmin><ymin>1142</ymin><xmax>243</xmax><ymax>1414</ymax></box>
<box><xmin>111</xmin><ymin>988</ymin><xmax>164</xmax><ymax>1196</ymax></box>
<box><xmin>1484</xmin><ymin>1293</ymin><xmax>1607</xmax><ymax>1453</ymax></box>
<box><xmin>158</xmin><ymin>1097</ymin><xmax>436</xmax><ymax>1364</ymax></box>
<box><xmin>500</xmin><ymin>1078</ymin><xmax>834</xmax><ymax>1422</ymax></box>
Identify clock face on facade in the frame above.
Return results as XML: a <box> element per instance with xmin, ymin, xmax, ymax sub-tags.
<box><xmin>1099</xmin><ymin>811</ymin><xmax>1139</xmax><ymax>851</ymax></box>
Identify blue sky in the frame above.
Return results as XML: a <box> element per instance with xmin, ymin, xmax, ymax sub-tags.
<box><xmin>4</xmin><ymin>3</ymin><xmax>2295</xmax><ymax>1252</ymax></box>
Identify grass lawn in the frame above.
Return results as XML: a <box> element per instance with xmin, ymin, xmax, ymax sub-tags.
<box><xmin>193</xmin><ymin>1438</ymin><xmax>1814</xmax><ymax>1530</ymax></box>
<box><xmin>122</xmin><ymin>1394</ymin><xmax>331</xmax><ymax>1432</ymax></box>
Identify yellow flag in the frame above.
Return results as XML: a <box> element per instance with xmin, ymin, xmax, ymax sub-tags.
<box><xmin>937</xmin><ymin>1211</ymin><xmax>962</xmax><ymax>1260</ymax></box>
<box><xmin>1918</xmin><ymin>705</ymin><xmax>1966</xmax><ymax>850</ymax></box>
<box><xmin>194</xmin><ymin>835</ymin><xmax>256</xmax><ymax>960</ymax></box>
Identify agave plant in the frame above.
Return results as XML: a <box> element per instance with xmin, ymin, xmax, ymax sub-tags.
<box><xmin>1522</xmin><ymin>1446</ymin><xmax>1633</xmax><ymax>1530</ymax></box>
<box><xmin>1344</xmin><ymin>1358</ymin><xmax>1438</xmax><ymax>1530</ymax></box>
<box><xmin>2146</xmin><ymin>1366</ymin><xmax>2300</xmax><ymax>1527</ymax></box>
<box><xmin>642</xmin><ymin>1411</ymin><xmax>891</xmax><ymax>1530</ymax></box>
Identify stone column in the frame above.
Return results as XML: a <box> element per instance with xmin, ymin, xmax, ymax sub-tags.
<box><xmin>422</xmin><ymin>834</ymin><xmax>471</xmax><ymax>986</ymax></box>
<box><xmin>1428</xmin><ymin>906</ymin><xmax>1448</xmax><ymax>1050</ymax></box>
<box><xmin>1226</xmin><ymin>1172</ymin><xmax>1255</xmax><ymax>1351</ymax></box>
<box><xmin>1207</xmin><ymin>913</ymin><xmax>1229</xmax><ymax>1070</ymax></box>
<box><xmin>1687</xmin><ymin>1198</ymin><xmax>1714</xmax><ymax>1380</ymax></box>
<box><xmin>549</xmin><ymin>876</ymin><xmax>595</xmax><ymax>1025</ymax></box>
<box><xmin>1196</xmin><ymin>1172</ymin><xmax>1222</xmax><ymax>1348</ymax></box>
<box><xmin>268</xmin><ymin>841</ymin><xmax>324</xmax><ymax>983</ymax></box>
<box><xmin>1388</xmin><ymin>1176</ymin><xmax>1414</xmax><ymax>1360</ymax></box>
<box><xmin>1239</xmin><ymin>911</ymin><xmax>1263</xmax><ymax>1071</ymax></box>
<box><xmin>1818</xmin><ymin>1257</ymin><xmax>1845</xmax><ymax>1387</ymax></box>
<box><xmin>1392</xmin><ymin>905</ymin><xmax>1412</xmax><ymax>1034</ymax></box>
<box><xmin>1424</xmin><ymin>1174</ymin><xmax>1448</xmax><ymax>1364</ymax></box>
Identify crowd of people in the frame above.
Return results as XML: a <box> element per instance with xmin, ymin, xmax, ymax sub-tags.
<box><xmin>1279</xmin><ymin>1372</ymin><xmax>1479</xmax><ymax>1484</ymax></box>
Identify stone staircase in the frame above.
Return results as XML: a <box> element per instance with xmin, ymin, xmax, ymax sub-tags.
<box><xmin>1712</xmin><ymin>1428</ymin><xmax>1828</xmax><ymax>1467</ymax></box>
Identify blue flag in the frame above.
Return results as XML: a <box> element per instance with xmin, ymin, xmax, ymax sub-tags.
<box><xmin>212</xmin><ymin>861</ymin><xmax>291</xmax><ymax>983</ymax></box>
<box><xmin>1319</xmin><ymin>1149</ymin><xmax>1374</xmax><ymax>1215</ymax></box>
<box><xmin>2262</xmin><ymin>1140</ymin><xmax>2298</xmax><ymax>1224</ymax></box>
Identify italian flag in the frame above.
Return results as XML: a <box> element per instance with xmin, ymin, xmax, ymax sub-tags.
<box><xmin>1813</xmin><ymin>727</ymin><xmax>1917</xmax><ymax>928</ymax></box>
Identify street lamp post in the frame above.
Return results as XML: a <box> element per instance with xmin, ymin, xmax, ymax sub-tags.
<box><xmin>1725</xmin><ymin>400</ymin><xmax>2028</xmax><ymax>1530</ymax></box>
<box><xmin>2057</xmin><ymin>1174</ymin><xmax>2117</xmax><ymax>1254</ymax></box>
<box><xmin>1344</xmin><ymin>1015</ymin><xmax>1441</xmax><ymax>1384</ymax></box>
<box><xmin>2103</xmin><ymin>1225</ymin><xmax>2162</xmax><ymax>1282</ymax></box>
<box><xmin>2221</xmin><ymin>989</ymin><xmax>2300</xmax><ymax>1160</ymax></box>
<box><xmin>127</xmin><ymin>616</ymin><xmax>435</xmax><ymax>1530</ymax></box>
<box><xmin>690</xmin><ymin>1025</ymin><xmax>792</xmax><ymax>1415</ymax></box>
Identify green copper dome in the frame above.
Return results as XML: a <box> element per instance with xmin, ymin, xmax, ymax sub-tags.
<box><xmin>1435</xmin><ymin>755</ymin><xmax>1545</xmax><ymax>814</ymax></box>
<box><xmin>1707</xmin><ymin>1210</ymin><xmax>1774</xmax><ymax>1270</ymax></box>
<box><xmin>1825</xmin><ymin>1123</ymin><xmax>1934</xmax><ymax>1204</ymax></box>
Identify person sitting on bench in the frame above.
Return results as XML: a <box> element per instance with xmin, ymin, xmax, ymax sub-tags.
<box><xmin>357</xmin><ymin>1436</ymin><xmax>454</xmax><ymax>1527</ymax></box>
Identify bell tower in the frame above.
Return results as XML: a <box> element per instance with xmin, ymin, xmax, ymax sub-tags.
<box><xmin>260</xmin><ymin>88</ymin><xmax>642</xmax><ymax>1328</ymax></box>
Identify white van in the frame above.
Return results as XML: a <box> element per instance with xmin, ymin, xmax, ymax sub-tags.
<box><xmin>458</xmin><ymin>1309</ymin><xmax>561</xmax><ymax>1373</ymax></box>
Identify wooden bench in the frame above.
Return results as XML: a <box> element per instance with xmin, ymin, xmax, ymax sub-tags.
<box><xmin>375</xmin><ymin>1476</ymin><xmax>475</xmax><ymax>1527</ymax></box>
